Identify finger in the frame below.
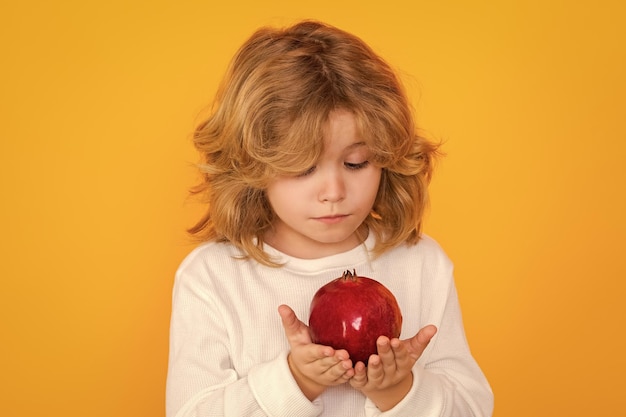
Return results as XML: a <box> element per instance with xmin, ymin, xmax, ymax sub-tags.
<box><xmin>278</xmin><ymin>304</ymin><xmax>298</xmax><ymax>333</ymax></box>
<box><xmin>377</xmin><ymin>338</ymin><xmax>408</xmax><ymax>374</ymax></box>
<box><xmin>325</xmin><ymin>350</ymin><xmax>352</xmax><ymax>370</ymax></box>
<box><xmin>376</xmin><ymin>336</ymin><xmax>398</xmax><ymax>371</ymax></box>
<box><xmin>311</xmin><ymin>344</ymin><xmax>335</xmax><ymax>361</ymax></box>
<box><xmin>390</xmin><ymin>338</ymin><xmax>409</xmax><ymax>364</ymax></box>
<box><xmin>417</xmin><ymin>325</ymin><xmax>438</xmax><ymax>345</ymax></box>
<box><xmin>407</xmin><ymin>325</ymin><xmax>438</xmax><ymax>360</ymax></box>
<box><xmin>323</xmin><ymin>357</ymin><xmax>354</xmax><ymax>382</ymax></box>
<box><xmin>376</xmin><ymin>336</ymin><xmax>392</xmax><ymax>356</ymax></box>
<box><xmin>333</xmin><ymin>349</ymin><xmax>351</xmax><ymax>361</ymax></box>
<box><xmin>278</xmin><ymin>304</ymin><xmax>312</xmax><ymax>346</ymax></box>
<box><xmin>366</xmin><ymin>354</ymin><xmax>384</xmax><ymax>382</ymax></box>
<box><xmin>350</xmin><ymin>361</ymin><xmax>368</xmax><ymax>388</ymax></box>
<box><xmin>298</xmin><ymin>343</ymin><xmax>345</xmax><ymax>367</ymax></box>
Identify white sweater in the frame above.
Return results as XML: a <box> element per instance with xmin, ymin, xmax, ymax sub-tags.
<box><xmin>166</xmin><ymin>234</ymin><xmax>493</xmax><ymax>417</ymax></box>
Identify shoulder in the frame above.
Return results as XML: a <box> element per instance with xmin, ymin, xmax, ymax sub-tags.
<box><xmin>174</xmin><ymin>241</ymin><xmax>248</xmax><ymax>289</ymax></box>
<box><xmin>177</xmin><ymin>240</ymin><xmax>242</xmax><ymax>270</ymax></box>
<box><xmin>416</xmin><ymin>234</ymin><xmax>454</xmax><ymax>274</ymax></box>
<box><xmin>373</xmin><ymin>234</ymin><xmax>454</xmax><ymax>287</ymax></box>
<box><xmin>415</xmin><ymin>234</ymin><xmax>448</xmax><ymax>255</ymax></box>
<box><xmin>390</xmin><ymin>234</ymin><xmax>452</xmax><ymax>266</ymax></box>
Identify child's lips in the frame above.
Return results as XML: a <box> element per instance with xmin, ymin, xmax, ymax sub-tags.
<box><xmin>314</xmin><ymin>214</ymin><xmax>349</xmax><ymax>224</ymax></box>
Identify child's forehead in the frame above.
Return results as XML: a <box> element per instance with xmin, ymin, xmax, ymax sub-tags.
<box><xmin>319</xmin><ymin>140</ymin><xmax>369</xmax><ymax>158</ymax></box>
<box><xmin>280</xmin><ymin>105</ymin><xmax>382</xmax><ymax>154</ymax></box>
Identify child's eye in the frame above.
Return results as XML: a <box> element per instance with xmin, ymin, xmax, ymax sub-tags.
<box><xmin>297</xmin><ymin>166</ymin><xmax>316</xmax><ymax>177</ymax></box>
<box><xmin>345</xmin><ymin>161</ymin><xmax>370</xmax><ymax>170</ymax></box>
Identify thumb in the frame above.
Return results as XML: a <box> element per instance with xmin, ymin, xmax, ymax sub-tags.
<box><xmin>278</xmin><ymin>304</ymin><xmax>312</xmax><ymax>345</ymax></box>
<box><xmin>278</xmin><ymin>304</ymin><xmax>297</xmax><ymax>329</ymax></box>
<box><xmin>417</xmin><ymin>325</ymin><xmax>438</xmax><ymax>345</ymax></box>
<box><xmin>408</xmin><ymin>325</ymin><xmax>438</xmax><ymax>360</ymax></box>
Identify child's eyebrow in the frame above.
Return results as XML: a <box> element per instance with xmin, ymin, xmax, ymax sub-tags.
<box><xmin>345</xmin><ymin>141</ymin><xmax>367</xmax><ymax>150</ymax></box>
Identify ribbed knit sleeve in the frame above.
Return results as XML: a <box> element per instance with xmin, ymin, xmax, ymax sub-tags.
<box><xmin>166</xmin><ymin>244</ymin><xmax>322</xmax><ymax>417</ymax></box>
<box><xmin>248</xmin><ymin>351</ymin><xmax>323</xmax><ymax>416</ymax></box>
<box><xmin>378</xmin><ymin>236</ymin><xmax>492</xmax><ymax>416</ymax></box>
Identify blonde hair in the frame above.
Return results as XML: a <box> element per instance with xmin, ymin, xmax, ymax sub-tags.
<box><xmin>189</xmin><ymin>20</ymin><xmax>440</xmax><ymax>266</ymax></box>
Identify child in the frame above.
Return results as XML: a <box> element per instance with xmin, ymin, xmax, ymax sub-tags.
<box><xmin>167</xmin><ymin>20</ymin><xmax>493</xmax><ymax>417</ymax></box>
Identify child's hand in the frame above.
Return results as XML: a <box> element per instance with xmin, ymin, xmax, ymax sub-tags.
<box><xmin>278</xmin><ymin>304</ymin><xmax>354</xmax><ymax>401</ymax></box>
<box><xmin>349</xmin><ymin>325</ymin><xmax>438</xmax><ymax>411</ymax></box>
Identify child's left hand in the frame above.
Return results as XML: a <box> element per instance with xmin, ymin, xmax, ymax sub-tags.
<box><xmin>349</xmin><ymin>325</ymin><xmax>438</xmax><ymax>411</ymax></box>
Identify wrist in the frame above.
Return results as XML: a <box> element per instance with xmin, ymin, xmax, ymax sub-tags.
<box><xmin>365</xmin><ymin>372</ymin><xmax>413</xmax><ymax>412</ymax></box>
<box><xmin>287</xmin><ymin>353</ymin><xmax>327</xmax><ymax>401</ymax></box>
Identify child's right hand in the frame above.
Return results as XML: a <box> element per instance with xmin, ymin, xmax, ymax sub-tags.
<box><xmin>278</xmin><ymin>304</ymin><xmax>355</xmax><ymax>401</ymax></box>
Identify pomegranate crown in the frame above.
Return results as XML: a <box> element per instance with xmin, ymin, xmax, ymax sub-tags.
<box><xmin>342</xmin><ymin>269</ymin><xmax>357</xmax><ymax>281</ymax></box>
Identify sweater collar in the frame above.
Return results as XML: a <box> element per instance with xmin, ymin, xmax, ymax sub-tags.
<box><xmin>262</xmin><ymin>232</ymin><xmax>376</xmax><ymax>274</ymax></box>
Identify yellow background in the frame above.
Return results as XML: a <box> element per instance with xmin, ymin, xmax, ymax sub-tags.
<box><xmin>1</xmin><ymin>0</ymin><xmax>624</xmax><ymax>415</ymax></box>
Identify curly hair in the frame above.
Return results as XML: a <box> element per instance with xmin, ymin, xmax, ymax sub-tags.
<box><xmin>188</xmin><ymin>20</ymin><xmax>440</xmax><ymax>266</ymax></box>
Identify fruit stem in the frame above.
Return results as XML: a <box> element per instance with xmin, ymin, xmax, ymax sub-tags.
<box><xmin>342</xmin><ymin>269</ymin><xmax>357</xmax><ymax>281</ymax></box>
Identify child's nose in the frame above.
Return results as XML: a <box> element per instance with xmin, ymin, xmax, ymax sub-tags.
<box><xmin>318</xmin><ymin>172</ymin><xmax>346</xmax><ymax>203</ymax></box>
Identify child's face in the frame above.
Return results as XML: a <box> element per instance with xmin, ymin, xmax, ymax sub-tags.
<box><xmin>264</xmin><ymin>109</ymin><xmax>382</xmax><ymax>259</ymax></box>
